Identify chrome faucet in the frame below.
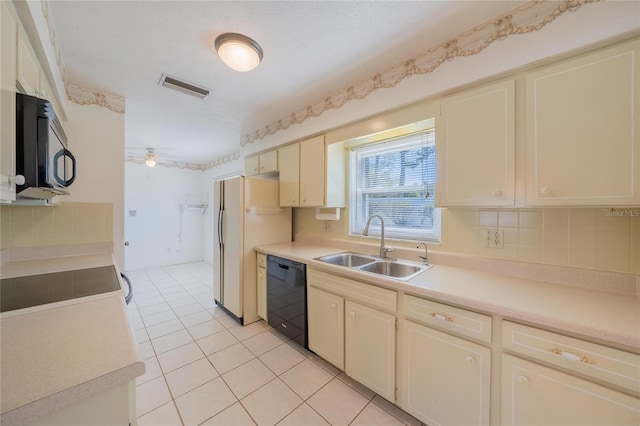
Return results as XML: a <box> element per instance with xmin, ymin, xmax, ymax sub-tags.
<box><xmin>417</xmin><ymin>242</ymin><xmax>429</xmax><ymax>265</ymax></box>
<box><xmin>363</xmin><ymin>215</ymin><xmax>395</xmax><ymax>259</ymax></box>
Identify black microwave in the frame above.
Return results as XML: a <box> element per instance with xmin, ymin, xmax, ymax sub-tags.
<box><xmin>16</xmin><ymin>93</ymin><xmax>75</xmax><ymax>199</ymax></box>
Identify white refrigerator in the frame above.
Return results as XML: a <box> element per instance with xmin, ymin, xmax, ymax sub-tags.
<box><xmin>214</xmin><ymin>176</ymin><xmax>292</xmax><ymax>325</ymax></box>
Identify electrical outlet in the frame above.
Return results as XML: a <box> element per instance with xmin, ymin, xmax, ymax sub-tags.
<box><xmin>484</xmin><ymin>229</ymin><xmax>504</xmax><ymax>248</ymax></box>
<box><xmin>324</xmin><ymin>221</ymin><xmax>334</xmax><ymax>232</ymax></box>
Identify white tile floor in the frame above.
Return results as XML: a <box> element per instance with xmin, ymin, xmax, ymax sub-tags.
<box><xmin>125</xmin><ymin>262</ymin><xmax>423</xmax><ymax>426</ymax></box>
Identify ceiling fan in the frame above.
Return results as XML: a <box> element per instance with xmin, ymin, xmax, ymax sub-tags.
<box><xmin>125</xmin><ymin>147</ymin><xmax>203</xmax><ymax>170</ymax></box>
<box><xmin>144</xmin><ymin>148</ymin><xmax>157</xmax><ymax>167</ymax></box>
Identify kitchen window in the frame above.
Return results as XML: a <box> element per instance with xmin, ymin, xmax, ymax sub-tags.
<box><xmin>349</xmin><ymin>127</ymin><xmax>440</xmax><ymax>242</ymax></box>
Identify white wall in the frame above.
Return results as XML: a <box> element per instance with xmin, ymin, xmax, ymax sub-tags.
<box><xmin>240</xmin><ymin>1</ymin><xmax>640</xmax><ymax>157</ymax></box>
<box><xmin>64</xmin><ymin>102</ymin><xmax>125</xmax><ymax>268</ymax></box>
<box><xmin>124</xmin><ymin>162</ymin><xmax>206</xmax><ymax>271</ymax></box>
<box><xmin>199</xmin><ymin>2</ymin><xmax>640</xmax><ymax>266</ymax></box>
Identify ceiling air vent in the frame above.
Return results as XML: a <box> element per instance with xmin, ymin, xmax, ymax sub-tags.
<box><xmin>158</xmin><ymin>73</ymin><xmax>211</xmax><ymax>99</ymax></box>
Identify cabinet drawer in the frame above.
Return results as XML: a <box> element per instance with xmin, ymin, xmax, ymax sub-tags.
<box><xmin>403</xmin><ymin>295</ymin><xmax>492</xmax><ymax>343</ymax></box>
<box><xmin>502</xmin><ymin>321</ymin><xmax>640</xmax><ymax>394</ymax></box>
<box><xmin>308</xmin><ymin>269</ymin><xmax>397</xmax><ymax>312</ymax></box>
<box><xmin>502</xmin><ymin>354</ymin><xmax>640</xmax><ymax>425</ymax></box>
<box><xmin>257</xmin><ymin>252</ymin><xmax>266</xmax><ymax>268</ymax></box>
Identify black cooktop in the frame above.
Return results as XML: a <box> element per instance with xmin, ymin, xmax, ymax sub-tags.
<box><xmin>0</xmin><ymin>266</ymin><xmax>121</xmax><ymax>313</ymax></box>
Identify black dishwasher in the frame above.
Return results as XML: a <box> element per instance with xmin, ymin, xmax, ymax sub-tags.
<box><xmin>266</xmin><ymin>255</ymin><xmax>307</xmax><ymax>348</ymax></box>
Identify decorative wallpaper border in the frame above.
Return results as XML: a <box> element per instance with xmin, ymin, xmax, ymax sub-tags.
<box><xmin>40</xmin><ymin>1</ymin><xmax>126</xmax><ymax>114</ymax></box>
<box><xmin>241</xmin><ymin>0</ymin><xmax>599</xmax><ymax>146</ymax></box>
<box><xmin>67</xmin><ymin>84</ymin><xmax>126</xmax><ymax>114</ymax></box>
<box><xmin>125</xmin><ymin>151</ymin><xmax>240</xmax><ymax>171</ymax></box>
<box><xmin>125</xmin><ymin>156</ymin><xmax>206</xmax><ymax>171</ymax></box>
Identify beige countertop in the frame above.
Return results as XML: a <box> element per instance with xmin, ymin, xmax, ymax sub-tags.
<box><xmin>0</xmin><ymin>254</ymin><xmax>145</xmax><ymax>426</ymax></box>
<box><xmin>256</xmin><ymin>241</ymin><xmax>640</xmax><ymax>352</ymax></box>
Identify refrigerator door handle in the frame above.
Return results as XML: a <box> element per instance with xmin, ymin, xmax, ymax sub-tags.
<box><xmin>217</xmin><ymin>208</ymin><xmax>223</xmax><ymax>245</ymax></box>
<box><xmin>219</xmin><ymin>209</ymin><xmax>225</xmax><ymax>245</ymax></box>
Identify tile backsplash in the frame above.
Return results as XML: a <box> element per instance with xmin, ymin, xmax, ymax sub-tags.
<box><xmin>294</xmin><ymin>207</ymin><xmax>639</xmax><ymax>274</ymax></box>
<box><xmin>0</xmin><ymin>202</ymin><xmax>113</xmax><ymax>249</ymax></box>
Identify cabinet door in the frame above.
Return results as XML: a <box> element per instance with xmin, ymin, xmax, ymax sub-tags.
<box><xmin>345</xmin><ymin>300</ymin><xmax>396</xmax><ymax>402</ymax></box>
<box><xmin>307</xmin><ymin>287</ymin><xmax>344</xmax><ymax>370</ymax></box>
<box><xmin>502</xmin><ymin>354</ymin><xmax>640</xmax><ymax>426</ymax></box>
<box><xmin>299</xmin><ymin>135</ymin><xmax>325</xmax><ymax>207</ymax></box>
<box><xmin>526</xmin><ymin>41</ymin><xmax>640</xmax><ymax>205</ymax></box>
<box><xmin>278</xmin><ymin>143</ymin><xmax>300</xmax><ymax>207</ymax></box>
<box><xmin>0</xmin><ymin>1</ymin><xmax>17</xmax><ymax>202</ymax></box>
<box><xmin>256</xmin><ymin>266</ymin><xmax>267</xmax><ymax>321</ymax></box>
<box><xmin>402</xmin><ymin>320</ymin><xmax>491</xmax><ymax>425</ymax></box>
<box><xmin>438</xmin><ymin>79</ymin><xmax>515</xmax><ymax>206</ymax></box>
<box><xmin>259</xmin><ymin>150</ymin><xmax>278</xmax><ymax>174</ymax></box>
<box><xmin>16</xmin><ymin>27</ymin><xmax>40</xmax><ymax>96</ymax></box>
<box><xmin>245</xmin><ymin>156</ymin><xmax>259</xmax><ymax>176</ymax></box>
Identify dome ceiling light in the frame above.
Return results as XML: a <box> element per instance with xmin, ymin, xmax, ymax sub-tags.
<box><xmin>214</xmin><ymin>33</ymin><xmax>263</xmax><ymax>72</ymax></box>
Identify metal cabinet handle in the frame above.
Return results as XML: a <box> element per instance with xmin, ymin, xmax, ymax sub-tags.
<box><xmin>430</xmin><ymin>312</ymin><xmax>453</xmax><ymax>322</ymax></box>
<box><xmin>540</xmin><ymin>186</ymin><xmax>552</xmax><ymax>194</ymax></box>
<box><xmin>517</xmin><ymin>375</ymin><xmax>529</xmax><ymax>384</ymax></box>
<box><xmin>549</xmin><ymin>348</ymin><xmax>595</xmax><ymax>365</ymax></box>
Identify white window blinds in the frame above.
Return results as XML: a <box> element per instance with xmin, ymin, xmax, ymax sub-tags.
<box><xmin>350</xmin><ymin>130</ymin><xmax>439</xmax><ymax>241</ymax></box>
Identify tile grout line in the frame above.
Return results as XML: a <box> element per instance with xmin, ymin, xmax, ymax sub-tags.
<box><xmin>132</xmin><ymin>262</ymin><xmax>419</xmax><ymax>426</ymax></box>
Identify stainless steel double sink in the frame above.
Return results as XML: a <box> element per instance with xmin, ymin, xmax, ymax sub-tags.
<box><xmin>315</xmin><ymin>252</ymin><xmax>431</xmax><ymax>281</ymax></box>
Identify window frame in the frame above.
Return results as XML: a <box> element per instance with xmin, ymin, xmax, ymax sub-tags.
<box><xmin>348</xmin><ymin>125</ymin><xmax>441</xmax><ymax>243</ymax></box>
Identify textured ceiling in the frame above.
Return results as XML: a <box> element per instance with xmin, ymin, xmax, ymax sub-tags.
<box><xmin>49</xmin><ymin>1</ymin><xmax>527</xmax><ymax>164</ymax></box>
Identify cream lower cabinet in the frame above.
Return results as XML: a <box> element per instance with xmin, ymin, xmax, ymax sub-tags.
<box><xmin>502</xmin><ymin>354</ymin><xmax>639</xmax><ymax>425</ymax></box>
<box><xmin>29</xmin><ymin>380</ymin><xmax>135</xmax><ymax>426</ymax></box>
<box><xmin>345</xmin><ymin>300</ymin><xmax>396</xmax><ymax>402</ymax></box>
<box><xmin>501</xmin><ymin>320</ymin><xmax>640</xmax><ymax>425</ymax></box>
<box><xmin>402</xmin><ymin>320</ymin><xmax>491</xmax><ymax>425</ymax></box>
<box><xmin>256</xmin><ymin>253</ymin><xmax>267</xmax><ymax>321</ymax></box>
<box><xmin>307</xmin><ymin>286</ymin><xmax>344</xmax><ymax>370</ymax></box>
<box><xmin>307</xmin><ymin>269</ymin><xmax>397</xmax><ymax>401</ymax></box>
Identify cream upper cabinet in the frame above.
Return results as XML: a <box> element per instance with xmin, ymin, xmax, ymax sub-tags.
<box><xmin>259</xmin><ymin>150</ymin><xmax>278</xmax><ymax>174</ymax></box>
<box><xmin>16</xmin><ymin>26</ymin><xmax>41</xmax><ymax>96</ymax></box>
<box><xmin>1</xmin><ymin>1</ymin><xmax>18</xmax><ymax>202</ymax></box>
<box><xmin>307</xmin><ymin>286</ymin><xmax>344</xmax><ymax>370</ymax></box>
<box><xmin>278</xmin><ymin>143</ymin><xmax>300</xmax><ymax>206</ymax></box>
<box><xmin>299</xmin><ymin>135</ymin><xmax>325</xmax><ymax>207</ymax></box>
<box><xmin>244</xmin><ymin>156</ymin><xmax>260</xmax><ymax>176</ymax></box>
<box><xmin>402</xmin><ymin>317</ymin><xmax>491</xmax><ymax>425</ymax></box>
<box><xmin>345</xmin><ymin>300</ymin><xmax>396</xmax><ymax>402</ymax></box>
<box><xmin>502</xmin><ymin>354</ymin><xmax>639</xmax><ymax>425</ymax></box>
<box><xmin>525</xmin><ymin>40</ymin><xmax>640</xmax><ymax>205</ymax></box>
<box><xmin>438</xmin><ymin>79</ymin><xmax>515</xmax><ymax>207</ymax></box>
<box><xmin>245</xmin><ymin>150</ymin><xmax>278</xmax><ymax>177</ymax></box>
<box><xmin>279</xmin><ymin>135</ymin><xmax>346</xmax><ymax>208</ymax></box>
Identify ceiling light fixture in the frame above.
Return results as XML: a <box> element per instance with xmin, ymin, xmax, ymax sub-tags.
<box><xmin>145</xmin><ymin>149</ymin><xmax>157</xmax><ymax>168</ymax></box>
<box><xmin>214</xmin><ymin>33</ymin><xmax>263</xmax><ymax>72</ymax></box>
